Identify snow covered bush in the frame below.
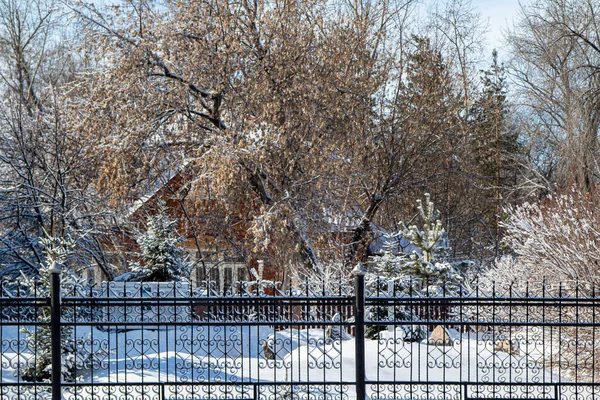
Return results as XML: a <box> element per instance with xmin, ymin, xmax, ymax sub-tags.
<box><xmin>18</xmin><ymin>234</ymin><xmax>89</xmax><ymax>382</ymax></box>
<box><xmin>475</xmin><ymin>189</ymin><xmax>600</xmax><ymax>383</ymax></box>
<box><xmin>472</xmin><ymin>273</ymin><xmax>600</xmax><ymax>384</ymax></box>
<box><xmin>490</xmin><ymin>189</ymin><xmax>600</xmax><ymax>288</ymax></box>
<box><xmin>290</xmin><ymin>261</ymin><xmax>353</xmax><ymax>297</ymax></box>
<box><xmin>123</xmin><ymin>205</ymin><xmax>191</xmax><ymax>282</ymax></box>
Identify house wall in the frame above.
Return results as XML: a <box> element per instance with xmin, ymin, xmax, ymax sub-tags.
<box><xmin>103</xmin><ymin>169</ymin><xmax>280</xmax><ymax>287</ymax></box>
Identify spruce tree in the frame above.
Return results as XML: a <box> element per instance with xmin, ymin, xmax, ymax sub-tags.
<box><xmin>366</xmin><ymin>194</ymin><xmax>465</xmax><ymax>339</ymax></box>
<box><xmin>127</xmin><ymin>205</ymin><xmax>191</xmax><ymax>282</ymax></box>
<box><xmin>19</xmin><ymin>234</ymin><xmax>87</xmax><ymax>382</ymax></box>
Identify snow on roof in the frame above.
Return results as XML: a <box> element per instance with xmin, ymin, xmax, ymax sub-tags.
<box><xmin>123</xmin><ymin>157</ymin><xmax>193</xmax><ymax>220</ymax></box>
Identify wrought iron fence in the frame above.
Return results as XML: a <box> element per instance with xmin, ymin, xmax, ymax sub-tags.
<box><xmin>0</xmin><ymin>270</ymin><xmax>599</xmax><ymax>399</ymax></box>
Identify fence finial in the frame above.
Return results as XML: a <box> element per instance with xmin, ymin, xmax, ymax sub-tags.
<box><xmin>48</xmin><ymin>260</ymin><xmax>62</xmax><ymax>274</ymax></box>
<box><xmin>352</xmin><ymin>263</ymin><xmax>367</xmax><ymax>276</ymax></box>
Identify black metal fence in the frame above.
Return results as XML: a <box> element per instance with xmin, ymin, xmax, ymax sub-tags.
<box><xmin>1</xmin><ymin>269</ymin><xmax>599</xmax><ymax>399</ymax></box>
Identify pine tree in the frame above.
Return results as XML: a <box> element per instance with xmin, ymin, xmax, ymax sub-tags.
<box><xmin>369</xmin><ymin>194</ymin><xmax>463</xmax><ymax>295</ymax></box>
<box><xmin>469</xmin><ymin>50</ymin><xmax>521</xmax><ymax>255</ymax></box>
<box><xmin>396</xmin><ymin>194</ymin><xmax>461</xmax><ymax>292</ymax></box>
<box><xmin>366</xmin><ymin>194</ymin><xmax>465</xmax><ymax>339</ymax></box>
<box><xmin>19</xmin><ymin>234</ymin><xmax>87</xmax><ymax>382</ymax></box>
<box><xmin>127</xmin><ymin>205</ymin><xmax>191</xmax><ymax>282</ymax></box>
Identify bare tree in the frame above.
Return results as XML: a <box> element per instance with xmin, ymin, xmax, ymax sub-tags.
<box><xmin>508</xmin><ymin>0</ymin><xmax>600</xmax><ymax>192</ymax></box>
<box><xmin>0</xmin><ymin>0</ymin><xmax>113</xmax><ymax>279</ymax></box>
<box><xmin>426</xmin><ymin>0</ymin><xmax>488</xmax><ymax>111</ymax></box>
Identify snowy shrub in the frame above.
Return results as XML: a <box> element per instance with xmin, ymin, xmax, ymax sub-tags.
<box><xmin>470</xmin><ymin>277</ymin><xmax>600</xmax><ymax>384</ymax></box>
<box><xmin>486</xmin><ymin>189</ymin><xmax>600</xmax><ymax>289</ymax></box>
<box><xmin>476</xmin><ymin>190</ymin><xmax>600</xmax><ymax>383</ymax></box>
<box><xmin>123</xmin><ymin>204</ymin><xmax>191</xmax><ymax>282</ymax></box>
<box><xmin>291</xmin><ymin>262</ymin><xmax>352</xmax><ymax>297</ymax></box>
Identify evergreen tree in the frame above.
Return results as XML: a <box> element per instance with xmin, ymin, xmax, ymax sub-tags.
<box><xmin>127</xmin><ymin>205</ymin><xmax>191</xmax><ymax>282</ymax></box>
<box><xmin>373</xmin><ymin>193</ymin><xmax>461</xmax><ymax>293</ymax></box>
<box><xmin>19</xmin><ymin>234</ymin><xmax>87</xmax><ymax>382</ymax></box>
<box><xmin>396</xmin><ymin>193</ymin><xmax>461</xmax><ymax>290</ymax></box>
<box><xmin>369</xmin><ymin>194</ymin><xmax>463</xmax><ymax>293</ymax></box>
<box><xmin>366</xmin><ymin>194</ymin><xmax>465</xmax><ymax>339</ymax></box>
<box><xmin>469</xmin><ymin>50</ymin><xmax>521</xmax><ymax>255</ymax></box>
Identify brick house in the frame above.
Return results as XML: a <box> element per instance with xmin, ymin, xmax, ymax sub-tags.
<box><xmin>98</xmin><ymin>164</ymin><xmax>280</xmax><ymax>292</ymax></box>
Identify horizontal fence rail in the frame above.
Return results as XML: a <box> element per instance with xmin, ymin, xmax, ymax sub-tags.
<box><xmin>0</xmin><ymin>273</ymin><xmax>599</xmax><ymax>399</ymax></box>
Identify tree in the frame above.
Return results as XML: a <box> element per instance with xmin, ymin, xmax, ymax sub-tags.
<box><xmin>467</xmin><ymin>50</ymin><xmax>522</xmax><ymax>257</ymax></box>
<box><xmin>508</xmin><ymin>0</ymin><xmax>600</xmax><ymax>192</ymax></box>
<box><xmin>370</xmin><ymin>194</ymin><xmax>463</xmax><ymax>293</ymax></box>
<box><xmin>68</xmin><ymin>0</ymin><xmax>467</xmax><ymax>276</ymax></box>
<box><xmin>366</xmin><ymin>194</ymin><xmax>465</xmax><ymax>339</ymax></box>
<box><xmin>125</xmin><ymin>205</ymin><xmax>191</xmax><ymax>282</ymax></box>
<box><xmin>341</xmin><ymin>34</ymin><xmax>463</xmax><ymax>269</ymax></box>
<box><xmin>0</xmin><ymin>0</ymin><xmax>113</xmax><ymax>280</ymax></box>
<box><xmin>427</xmin><ymin>0</ymin><xmax>487</xmax><ymax>112</ymax></box>
<box><xmin>18</xmin><ymin>234</ymin><xmax>88</xmax><ymax>382</ymax></box>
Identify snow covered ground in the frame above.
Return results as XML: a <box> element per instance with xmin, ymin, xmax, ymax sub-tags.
<box><xmin>0</xmin><ymin>325</ymin><xmax>594</xmax><ymax>399</ymax></box>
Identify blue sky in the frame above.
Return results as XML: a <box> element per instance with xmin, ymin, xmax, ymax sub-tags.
<box><xmin>476</xmin><ymin>0</ymin><xmax>524</xmax><ymax>56</ymax></box>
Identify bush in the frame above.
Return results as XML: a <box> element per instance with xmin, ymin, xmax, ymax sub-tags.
<box><xmin>497</xmin><ymin>188</ymin><xmax>600</xmax><ymax>287</ymax></box>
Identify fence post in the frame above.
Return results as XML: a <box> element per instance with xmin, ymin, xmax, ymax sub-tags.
<box><xmin>352</xmin><ymin>264</ymin><xmax>367</xmax><ymax>400</ymax></box>
<box><xmin>49</xmin><ymin>261</ymin><xmax>62</xmax><ymax>400</ymax></box>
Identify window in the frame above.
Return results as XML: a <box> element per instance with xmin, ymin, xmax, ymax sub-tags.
<box><xmin>223</xmin><ymin>266</ymin><xmax>234</xmax><ymax>289</ymax></box>
<box><xmin>191</xmin><ymin>261</ymin><xmax>249</xmax><ymax>294</ymax></box>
